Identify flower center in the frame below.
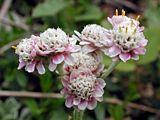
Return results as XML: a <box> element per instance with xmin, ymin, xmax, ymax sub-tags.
<box><xmin>40</xmin><ymin>28</ymin><xmax>69</xmax><ymax>50</ymax></box>
<box><xmin>81</xmin><ymin>24</ymin><xmax>107</xmax><ymax>47</ymax></box>
<box><xmin>68</xmin><ymin>73</ymin><xmax>96</xmax><ymax>99</ymax></box>
<box><xmin>112</xmin><ymin>22</ymin><xmax>141</xmax><ymax>52</ymax></box>
<box><xmin>16</xmin><ymin>39</ymin><xmax>34</xmax><ymax>61</ymax></box>
<box><xmin>71</xmin><ymin>52</ymin><xmax>99</xmax><ymax>72</ymax></box>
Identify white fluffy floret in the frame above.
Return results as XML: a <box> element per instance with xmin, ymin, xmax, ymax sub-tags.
<box><xmin>15</xmin><ymin>37</ymin><xmax>36</xmax><ymax>61</ymax></box>
<box><xmin>40</xmin><ymin>28</ymin><xmax>69</xmax><ymax>51</ymax></box>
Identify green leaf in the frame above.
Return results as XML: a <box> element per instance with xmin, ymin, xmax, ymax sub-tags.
<box><xmin>39</xmin><ymin>71</ymin><xmax>52</xmax><ymax>92</ymax></box>
<box><xmin>125</xmin><ymin>80</ymin><xmax>140</xmax><ymax>101</ymax></box>
<box><xmin>49</xmin><ymin>109</ymin><xmax>67</xmax><ymax>120</ymax></box>
<box><xmin>32</xmin><ymin>0</ymin><xmax>70</xmax><ymax>17</ymax></box>
<box><xmin>75</xmin><ymin>5</ymin><xmax>103</xmax><ymax>21</ymax></box>
<box><xmin>0</xmin><ymin>98</ymin><xmax>21</xmax><ymax>120</ymax></box>
<box><xmin>95</xmin><ymin>103</ymin><xmax>105</xmax><ymax>120</ymax></box>
<box><xmin>101</xmin><ymin>20</ymin><xmax>112</xmax><ymax>29</ymax></box>
<box><xmin>16</xmin><ymin>72</ymin><xmax>27</xmax><ymax>87</ymax></box>
<box><xmin>25</xmin><ymin>99</ymin><xmax>44</xmax><ymax>116</ymax></box>
<box><xmin>108</xmin><ymin>105</ymin><xmax>124</xmax><ymax>120</ymax></box>
<box><xmin>138</xmin><ymin>26</ymin><xmax>160</xmax><ymax>64</ymax></box>
<box><xmin>4</xmin><ymin>69</ymin><xmax>16</xmax><ymax>81</ymax></box>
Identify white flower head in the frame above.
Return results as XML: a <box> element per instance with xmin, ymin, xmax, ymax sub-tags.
<box><xmin>61</xmin><ymin>68</ymin><xmax>106</xmax><ymax>110</ymax></box>
<box><xmin>80</xmin><ymin>24</ymin><xmax>112</xmax><ymax>47</ymax></box>
<box><xmin>15</xmin><ymin>35</ymin><xmax>37</xmax><ymax>61</ymax></box>
<box><xmin>63</xmin><ymin>51</ymin><xmax>102</xmax><ymax>74</ymax></box>
<box><xmin>68</xmin><ymin>69</ymin><xmax>97</xmax><ymax>99</ymax></box>
<box><xmin>40</xmin><ymin>28</ymin><xmax>69</xmax><ymax>53</ymax></box>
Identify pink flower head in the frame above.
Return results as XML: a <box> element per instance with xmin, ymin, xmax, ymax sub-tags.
<box><xmin>15</xmin><ymin>35</ymin><xmax>45</xmax><ymax>74</ymax></box>
<box><xmin>61</xmin><ymin>68</ymin><xmax>106</xmax><ymax>110</ymax></box>
<box><xmin>107</xmin><ymin>9</ymin><xmax>140</xmax><ymax>27</ymax></box>
<box><xmin>74</xmin><ymin>24</ymin><xmax>113</xmax><ymax>55</ymax></box>
<box><xmin>36</xmin><ymin>28</ymin><xmax>80</xmax><ymax>72</ymax></box>
<box><xmin>63</xmin><ymin>51</ymin><xmax>104</xmax><ymax>76</ymax></box>
<box><xmin>107</xmin><ymin>10</ymin><xmax>148</xmax><ymax>62</ymax></box>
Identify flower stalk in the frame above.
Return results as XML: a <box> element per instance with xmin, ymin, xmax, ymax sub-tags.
<box><xmin>73</xmin><ymin>108</ymin><xmax>84</xmax><ymax>120</ymax></box>
<box><xmin>102</xmin><ymin>59</ymin><xmax>120</xmax><ymax>79</ymax></box>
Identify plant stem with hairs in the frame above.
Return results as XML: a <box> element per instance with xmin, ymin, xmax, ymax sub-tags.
<box><xmin>73</xmin><ymin>108</ymin><xmax>84</xmax><ymax>120</ymax></box>
<box><xmin>102</xmin><ymin>59</ymin><xmax>120</xmax><ymax>79</ymax></box>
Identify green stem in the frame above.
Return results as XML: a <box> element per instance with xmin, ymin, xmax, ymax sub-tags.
<box><xmin>102</xmin><ymin>59</ymin><xmax>120</xmax><ymax>79</ymax></box>
<box><xmin>79</xmin><ymin>110</ymin><xmax>84</xmax><ymax>120</ymax></box>
<box><xmin>72</xmin><ymin>108</ymin><xmax>84</xmax><ymax>120</ymax></box>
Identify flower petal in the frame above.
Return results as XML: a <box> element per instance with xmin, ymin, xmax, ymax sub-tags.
<box><xmin>94</xmin><ymin>64</ymin><xmax>104</xmax><ymax>76</ymax></box>
<box><xmin>36</xmin><ymin>61</ymin><xmax>45</xmax><ymax>74</ymax></box>
<box><xmin>73</xmin><ymin>97</ymin><xmax>81</xmax><ymax>105</ymax></box>
<box><xmin>133</xmin><ymin>47</ymin><xmax>146</xmax><ymax>55</ymax></box>
<box><xmin>94</xmin><ymin>86</ymin><xmax>104</xmax><ymax>98</ymax></box>
<box><xmin>61</xmin><ymin>88</ymin><xmax>68</xmax><ymax>96</ymax></box>
<box><xmin>95</xmin><ymin>97</ymin><xmax>103</xmax><ymax>102</ymax></box>
<box><xmin>108</xmin><ymin>46</ymin><xmax>121</xmax><ymax>57</ymax></box>
<box><xmin>87</xmin><ymin>98</ymin><xmax>97</xmax><ymax>110</ymax></box>
<box><xmin>31</xmin><ymin>49</ymin><xmax>37</xmax><ymax>57</ymax></box>
<box><xmin>78</xmin><ymin>100</ymin><xmax>88</xmax><ymax>110</ymax></box>
<box><xmin>70</xmin><ymin>45</ymin><xmax>81</xmax><ymax>52</ymax></box>
<box><xmin>48</xmin><ymin>61</ymin><xmax>57</xmax><ymax>72</ymax></box>
<box><xmin>52</xmin><ymin>54</ymin><xmax>64</xmax><ymax>64</ymax></box>
<box><xmin>97</xmin><ymin>78</ymin><xmax>106</xmax><ymax>89</ymax></box>
<box><xmin>107</xmin><ymin>17</ymin><xmax>113</xmax><ymax>25</ymax></box>
<box><xmin>138</xmin><ymin>39</ymin><xmax>148</xmax><ymax>47</ymax></box>
<box><xmin>131</xmin><ymin>54</ymin><xmax>139</xmax><ymax>60</ymax></box>
<box><xmin>119</xmin><ymin>53</ymin><xmax>131</xmax><ymax>62</ymax></box>
<box><xmin>65</xmin><ymin>96</ymin><xmax>74</xmax><ymax>108</ymax></box>
<box><xmin>82</xmin><ymin>45</ymin><xmax>96</xmax><ymax>54</ymax></box>
<box><xmin>74</xmin><ymin>30</ymin><xmax>81</xmax><ymax>37</ymax></box>
<box><xmin>80</xmin><ymin>41</ymin><xmax>90</xmax><ymax>45</ymax></box>
<box><xmin>101</xmin><ymin>35</ymin><xmax>113</xmax><ymax>47</ymax></box>
<box><xmin>25</xmin><ymin>61</ymin><xmax>36</xmax><ymax>73</ymax></box>
<box><xmin>18</xmin><ymin>60</ymin><xmax>26</xmax><ymax>70</ymax></box>
<box><xmin>64</xmin><ymin>53</ymin><xmax>74</xmax><ymax>65</ymax></box>
<box><xmin>61</xmin><ymin>79</ymin><xmax>68</xmax><ymax>86</ymax></box>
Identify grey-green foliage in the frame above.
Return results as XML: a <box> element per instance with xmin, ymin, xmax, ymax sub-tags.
<box><xmin>0</xmin><ymin>98</ymin><xmax>20</xmax><ymax>120</ymax></box>
<box><xmin>95</xmin><ymin>103</ymin><xmax>105</xmax><ymax>120</ymax></box>
<box><xmin>74</xmin><ymin>5</ymin><xmax>103</xmax><ymax>21</ymax></box>
<box><xmin>32</xmin><ymin>0</ymin><xmax>70</xmax><ymax>17</ymax></box>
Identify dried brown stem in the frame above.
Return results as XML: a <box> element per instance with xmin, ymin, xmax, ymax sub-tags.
<box><xmin>0</xmin><ymin>90</ymin><xmax>159</xmax><ymax>114</ymax></box>
<box><xmin>0</xmin><ymin>90</ymin><xmax>62</xmax><ymax>99</ymax></box>
<box><xmin>0</xmin><ymin>39</ymin><xmax>20</xmax><ymax>55</ymax></box>
<box><xmin>104</xmin><ymin>98</ymin><xmax>160</xmax><ymax>114</ymax></box>
<box><xmin>0</xmin><ymin>32</ymin><xmax>33</xmax><ymax>55</ymax></box>
<box><xmin>0</xmin><ymin>17</ymin><xmax>29</xmax><ymax>31</ymax></box>
<box><xmin>105</xmin><ymin>0</ymin><xmax>141</xmax><ymax>12</ymax></box>
<box><xmin>0</xmin><ymin>0</ymin><xmax>12</xmax><ymax>18</ymax></box>
<box><xmin>0</xmin><ymin>0</ymin><xmax>29</xmax><ymax>31</ymax></box>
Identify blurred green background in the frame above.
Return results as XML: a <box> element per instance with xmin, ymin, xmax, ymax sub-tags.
<box><xmin>0</xmin><ymin>0</ymin><xmax>160</xmax><ymax>120</ymax></box>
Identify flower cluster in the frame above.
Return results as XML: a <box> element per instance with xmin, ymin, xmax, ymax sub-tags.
<box><xmin>61</xmin><ymin>51</ymin><xmax>106</xmax><ymax>110</ymax></box>
<box><xmin>14</xmin><ymin>9</ymin><xmax>148</xmax><ymax>110</ymax></box>
<box><xmin>75</xmin><ymin>9</ymin><xmax>148</xmax><ymax>62</ymax></box>
<box><xmin>14</xmin><ymin>28</ymin><xmax>80</xmax><ymax>74</ymax></box>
